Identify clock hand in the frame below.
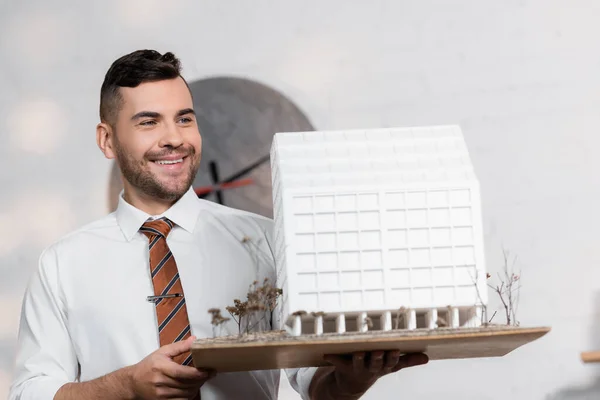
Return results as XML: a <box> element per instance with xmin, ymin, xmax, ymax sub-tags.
<box><xmin>196</xmin><ymin>154</ymin><xmax>270</xmax><ymax>200</ymax></box>
<box><xmin>209</xmin><ymin>160</ymin><xmax>224</xmax><ymax>204</ymax></box>
<box><xmin>221</xmin><ymin>154</ymin><xmax>270</xmax><ymax>183</ymax></box>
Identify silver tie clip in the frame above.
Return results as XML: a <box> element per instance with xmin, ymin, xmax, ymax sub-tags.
<box><xmin>146</xmin><ymin>293</ymin><xmax>183</xmax><ymax>303</ymax></box>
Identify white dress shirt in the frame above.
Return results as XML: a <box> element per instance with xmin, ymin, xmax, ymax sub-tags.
<box><xmin>9</xmin><ymin>187</ymin><xmax>317</xmax><ymax>400</ymax></box>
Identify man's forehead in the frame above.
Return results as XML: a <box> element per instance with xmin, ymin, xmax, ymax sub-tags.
<box><xmin>120</xmin><ymin>77</ymin><xmax>193</xmax><ymax>113</ymax></box>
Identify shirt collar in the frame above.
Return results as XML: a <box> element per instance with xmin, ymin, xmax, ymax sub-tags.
<box><xmin>116</xmin><ymin>186</ymin><xmax>201</xmax><ymax>241</ymax></box>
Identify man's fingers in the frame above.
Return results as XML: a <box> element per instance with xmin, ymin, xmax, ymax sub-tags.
<box><xmin>391</xmin><ymin>353</ymin><xmax>429</xmax><ymax>373</ymax></box>
<box><xmin>324</xmin><ymin>352</ymin><xmax>369</xmax><ymax>374</ymax></box>
<box><xmin>325</xmin><ymin>351</ymin><xmax>428</xmax><ymax>376</ymax></box>
<box><xmin>383</xmin><ymin>350</ymin><xmax>401</xmax><ymax>373</ymax></box>
<box><xmin>352</xmin><ymin>352</ymin><xmax>367</xmax><ymax>375</ymax></box>
<box><xmin>163</xmin><ymin>362</ymin><xmax>213</xmax><ymax>381</ymax></box>
<box><xmin>367</xmin><ymin>351</ymin><xmax>385</xmax><ymax>373</ymax></box>
<box><xmin>157</xmin><ymin>373</ymin><xmax>209</xmax><ymax>389</ymax></box>
<box><xmin>158</xmin><ymin>336</ymin><xmax>196</xmax><ymax>358</ymax></box>
<box><xmin>323</xmin><ymin>354</ymin><xmax>351</xmax><ymax>370</ymax></box>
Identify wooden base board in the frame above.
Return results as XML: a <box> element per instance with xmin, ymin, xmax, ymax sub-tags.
<box><xmin>191</xmin><ymin>326</ymin><xmax>550</xmax><ymax>372</ymax></box>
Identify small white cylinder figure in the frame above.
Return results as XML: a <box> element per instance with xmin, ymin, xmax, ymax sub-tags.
<box><xmin>381</xmin><ymin>311</ymin><xmax>392</xmax><ymax>331</ymax></box>
<box><xmin>336</xmin><ymin>314</ymin><xmax>346</xmax><ymax>333</ymax></box>
<box><xmin>314</xmin><ymin>315</ymin><xmax>324</xmax><ymax>335</ymax></box>
<box><xmin>449</xmin><ymin>307</ymin><xmax>460</xmax><ymax>328</ymax></box>
<box><xmin>357</xmin><ymin>312</ymin><xmax>368</xmax><ymax>332</ymax></box>
<box><xmin>406</xmin><ymin>309</ymin><xmax>417</xmax><ymax>330</ymax></box>
<box><xmin>293</xmin><ymin>315</ymin><xmax>302</xmax><ymax>336</ymax></box>
<box><xmin>426</xmin><ymin>309</ymin><xmax>438</xmax><ymax>329</ymax></box>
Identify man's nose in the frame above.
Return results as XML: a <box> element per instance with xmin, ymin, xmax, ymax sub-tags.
<box><xmin>159</xmin><ymin>124</ymin><xmax>184</xmax><ymax>147</ymax></box>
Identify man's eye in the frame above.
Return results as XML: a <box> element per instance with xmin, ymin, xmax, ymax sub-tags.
<box><xmin>178</xmin><ymin>117</ymin><xmax>192</xmax><ymax>124</ymax></box>
<box><xmin>140</xmin><ymin>120</ymin><xmax>157</xmax><ymax>126</ymax></box>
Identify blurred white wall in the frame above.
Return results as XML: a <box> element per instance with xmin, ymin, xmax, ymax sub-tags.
<box><xmin>2</xmin><ymin>1</ymin><xmax>600</xmax><ymax>398</ymax></box>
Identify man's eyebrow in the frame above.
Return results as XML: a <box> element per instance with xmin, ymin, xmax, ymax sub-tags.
<box><xmin>176</xmin><ymin>108</ymin><xmax>196</xmax><ymax>117</ymax></box>
<box><xmin>131</xmin><ymin>111</ymin><xmax>161</xmax><ymax>121</ymax></box>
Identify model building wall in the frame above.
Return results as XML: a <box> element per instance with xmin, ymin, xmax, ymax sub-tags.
<box><xmin>270</xmin><ymin>126</ymin><xmax>487</xmax><ymax>331</ymax></box>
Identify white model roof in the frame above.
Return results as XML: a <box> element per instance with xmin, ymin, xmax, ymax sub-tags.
<box><xmin>270</xmin><ymin>125</ymin><xmax>477</xmax><ymax>190</ymax></box>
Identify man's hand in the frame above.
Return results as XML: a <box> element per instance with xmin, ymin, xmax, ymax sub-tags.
<box><xmin>55</xmin><ymin>336</ymin><xmax>215</xmax><ymax>400</ymax></box>
<box><xmin>129</xmin><ymin>336</ymin><xmax>215</xmax><ymax>399</ymax></box>
<box><xmin>309</xmin><ymin>351</ymin><xmax>428</xmax><ymax>399</ymax></box>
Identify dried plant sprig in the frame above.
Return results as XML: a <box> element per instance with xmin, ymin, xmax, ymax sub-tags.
<box><xmin>470</xmin><ymin>269</ymin><xmax>489</xmax><ymax>325</ymax></box>
<box><xmin>208</xmin><ymin>308</ymin><xmax>231</xmax><ymax>337</ymax></box>
<box><xmin>224</xmin><ymin>277</ymin><xmax>283</xmax><ymax>336</ymax></box>
<box><xmin>225</xmin><ymin>299</ymin><xmax>248</xmax><ymax>334</ymax></box>
<box><xmin>472</xmin><ymin>248</ymin><xmax>521</xmax><ymax>326</ymax></box>
<box><xmin>487</xmin><ymin>249</ymin><xmax>521</xmax><ymax>326</ymax></box>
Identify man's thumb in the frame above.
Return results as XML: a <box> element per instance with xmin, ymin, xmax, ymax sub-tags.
<box><xmin>323</xmin><ymin>354</ymin><xmax>348</xmax><ymax>369</ymax></box>
<box><xmin>158</xmin><ymin>335</ymin><xmax>196</xmax><ymax>358</ymax></box>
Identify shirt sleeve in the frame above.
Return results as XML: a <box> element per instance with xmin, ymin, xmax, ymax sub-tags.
<box><xmin>8</xmin><ymin>246</ymin><xmax>79</xmax><ymax>400</ymax></box>
<box><xmin>284</xmin><ymin>367</ymin><xmax>319</xmax><ymax>400</ymax></box>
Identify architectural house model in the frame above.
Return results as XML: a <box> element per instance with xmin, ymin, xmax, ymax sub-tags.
<box><xmin>270</xmin><ymin>125</ymin><xmax>488</xmax><ymax>336</ymax></box>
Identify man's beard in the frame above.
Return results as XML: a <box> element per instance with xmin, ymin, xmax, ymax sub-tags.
<box><xmin>114</xmin><ymin>141</ymin><xmax>199</xmax><ymax>202</ymax></box>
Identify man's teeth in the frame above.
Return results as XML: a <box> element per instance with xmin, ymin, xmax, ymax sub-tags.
<box><xmin>155</xmin><ymin>159</ymin><xmax>183</xmax><ymax>165</ymax></box>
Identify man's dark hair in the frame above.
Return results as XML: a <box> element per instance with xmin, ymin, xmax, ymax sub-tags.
<box><xmin>100</xmin><ymin>49</ymin><xmax>183</xmax><ymax>126</ymax></box>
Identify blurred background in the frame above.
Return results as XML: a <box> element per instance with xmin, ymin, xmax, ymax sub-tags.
<box><xmin>2</xmin><ymin>0</ymin><xmax>600</xmax><ymax>398</ymax></box>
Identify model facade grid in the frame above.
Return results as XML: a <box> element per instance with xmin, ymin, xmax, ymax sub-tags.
<box><xmin>270</xmin><ymin>125</ymin><xmax>487</xmax><ymax>335</ymax></box>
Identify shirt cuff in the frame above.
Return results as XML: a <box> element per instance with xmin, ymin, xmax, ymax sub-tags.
<box><xmin>288</xmin><ymin>366</ymin><xmax>319</xmax><ymax>400</ymax></box>
<box><xmin>14</xmin><ymin>377</ymin><xmax>70</xmax><ymax>400</ymax></box>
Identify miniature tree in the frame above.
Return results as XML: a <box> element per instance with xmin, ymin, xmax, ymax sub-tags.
<box><xmin>241</xmin><ymin>235</ymin><xmax>284</xmax><ymax>332</ymax></box>
<box><xmin>208</xmin><ymin>308</ymin><xmax>231</xmax><ymax>337</ymax></box>
<box><xmin>472</xmin><ymin>248</ymin><xmax>521</xmax><ymax>326</ymax></box>
<box><xmin>487</xmin><ymin>249</ymin><xmax>521</xmax><ymax>326</ymax></box>
<box><xmin>212</xmin><ymin>233</ymin><xmax>284</xmax><ymax>337</ymax></box>
<box><xmin>224</xmin><ymin>278</ymin><xmax>283</xmax><ymax>336</ymax></box>
<box><xmin>245</xmin><ymin>278</ymin><xmax>283</xmax><ymax>333</ymax></box>
<box><xmin>225</xmin><ymin>299</ymin><xmax>248</xmax><ymax>336</ymax></box>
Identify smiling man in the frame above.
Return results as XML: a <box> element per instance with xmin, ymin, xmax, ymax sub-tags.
<box><xmin>97</xmin><ymin>58</ymin><xmax>202</xmax><ymax>214</ymax></box>
<box><xmin>9</xmin><ymin>50</ymin><xmax>427</xmax><ymax>400</ymax></box>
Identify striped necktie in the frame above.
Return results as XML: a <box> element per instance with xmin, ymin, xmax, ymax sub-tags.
<box><xmin>140</xmin><ymin>218</ymin><xmax>194</xmax><ymax>366</ymax></box>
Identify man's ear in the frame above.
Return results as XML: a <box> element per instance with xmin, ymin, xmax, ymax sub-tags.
<box><xmin>97</xmin><ymin>122</ymin><xmax>116</xmax><ymax>159</ymax></box>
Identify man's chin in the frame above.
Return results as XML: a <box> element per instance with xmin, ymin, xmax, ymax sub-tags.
<box><xmin>153</xmin><ymin>187</ymin><xmax>188</xmax><ymax>200</ymax></box>
<box><xmin>134</xmin><ymin>170</ymin><xmax>197</xmax><ymax>201</ymax></box>
<box><xmin>157</xmin><ymin>182</ymin><xmax>192</xmax><ymax>199</ymax></box>
<box><xmin>130</xmin><ymin>179</ymin><xmax>188</xmax><ymax>201</ymax></box>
